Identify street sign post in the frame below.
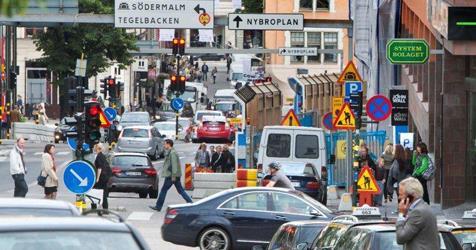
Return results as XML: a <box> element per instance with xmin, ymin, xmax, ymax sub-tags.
<box><xmin>278</xmin><ymin>47</ymin><xmax>317</xmax><ymax>56</ymax></box>
<box><xmin>104</xmin><ymin>107</ymin><xmax>117</xmax><ymax>122</ymax></box>
<box><xmin>114</xmin><ymin>0</ymin><xmax>214</xmax><ymax>29</ymax></box>
<box><xmin>281</xmin><ymin>109</ymin><xmax>301</xmax><ymax>126</ymax></box>
<box><xmin>356</xmin><ymin>165</ymin><xmax>381</xmax><ymax>206</ymax></box>
<box><xmin>171</xmin><ymin>97</ymin><xmax>185</xmax><ymax>111</ymax></box>
<box><xmin>228</xmin><ymin>13</ymin><xmax>304</xmax><ymax>30</ymax></box>
<box><xmin>366</xmin><ymin>95</ymin><xmax>392</xmax><ymax>122</ymax></box>
<box><xmin>386</xmin><ymin>39</ymin><xmax>429</xmax><ymax>64</ymax></box>
<box><xmin>322</xmin><ymin>112</ymin><xmax>333</xmax><ymax>130</ymax></box>
<box><xmin>63</xmin><ymin>160</ymin><xmax>96</xmax><ymax>194</ymax></box>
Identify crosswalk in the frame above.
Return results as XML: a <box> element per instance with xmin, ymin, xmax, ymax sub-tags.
<box><xmin>0</xmin><ymin>151</ymin><xmax>71</xmax><ymax>161</ymax></box>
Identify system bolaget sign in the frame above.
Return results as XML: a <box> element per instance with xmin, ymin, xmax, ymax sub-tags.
<box><xmin>386</xmin><ymin>39</ymin><xmax>429</xmax><ymax>64</ymax></box>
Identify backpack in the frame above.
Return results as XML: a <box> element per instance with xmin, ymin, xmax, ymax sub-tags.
<box><xmin>422</xmin><ymin>156</ymin><xmax>435</xmax><ymax>180</ymax></box>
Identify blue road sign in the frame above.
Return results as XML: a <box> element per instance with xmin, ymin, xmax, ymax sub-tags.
<box><xmin>366</xmin><ymin>95</ymin><xmax>393</xmax><ymax>122</ymax></box>
<box><xmin>171</xmin><ymin>98</ymin><xmax>184</xmax><ymax>111</ymax></box>
<box><xmin>322</xmin><ymin>112</ymin><xmax>333</xmax><ymax>130</ymax></box>
<box><xmin>67</xmin><ymin>137</ymin><xmax>90</xmax><ymax>152</ymax></box>
<box><xmin>104</xmin><ymin>107</ymin><xmax>117</xmax><ymax>122</ymax></box>
<box><xmin>344</xmin><ymin>81</ymin><xmax>362</xmax><ymax>97</ymax></box>
<box><xmin>63</xmin><ymin>160</ymin><xmax>96</xmax><ymax>194</ymax></box>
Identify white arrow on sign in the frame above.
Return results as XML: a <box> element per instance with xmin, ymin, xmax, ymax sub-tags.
<box><xmin>70</xmin><ymin>169</ymin><xmax>89</xmax><ymax>187</ymax></box>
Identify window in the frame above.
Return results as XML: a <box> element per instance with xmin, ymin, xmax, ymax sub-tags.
<box><xmin>295</xmin><ymin>135</ymin><xmax>319</xmax><ymax>159</ymax></box>
<box><xmin>300</xmin><ymin>0</ymin><xmax>313</xmax><ymax>10</ymax></box>
<box><xmin>270</xmin><ymin>193</ymin><xmax>314</xmax><ymax>215</ymax></box>
<box><xmin>333</xmin><ymin>228</ymin><xmax>371</xmax><ymax>250</ymax></box>
<box><xmin>221</xmin><ymin>192</ymin><xmax>268</xmax><ymax>211</ymax></box>
<box><xmin>121</xmin><ymin>128</ymin><xmax>149</xmax><ymax>138</ymax></box>
<box><xmin>307</xmin><ymin>32</ymin><xmax>321</xmax><ymax>63</ymax></box>
<box><xmin>373</xmin><ymin>232</ymin><xmax>404</xmax><ymax>249</ymax></box>
<box><xmin>266</xmin><ymin>134</ymin><xmax>291</xmax><ymax>158</ymax></box>
<box><xmin>324</xmin><ymin>32</ymin><xmax>338</xmax><ymax>63</ymax></box>
<box><xmin>300</xmin><ymin>0</ymin><xmax>330</xmax><ymax>11</ymax></box>
<box><xmin>290</xmin><ymin>32</ymin><xmax>305</xmax><ymax>63</ymax></box>
<box><xmin>316</xmin><ymin>0</ymin><xmax>330</xmax><ymax>9</ymax></box>
<box><xmin>313</xmin><ymin>224</ymin><xmax>350</xmax><ymax>248</ymax></box>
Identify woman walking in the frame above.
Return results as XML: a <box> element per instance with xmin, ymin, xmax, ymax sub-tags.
<box><xmin>38</xmin><ymin>103</ymin><xmax>48</xmax><ymax>125</ymax></box>
<box><xmin>387</xmin><ymin>144</ymin><xmax>410</xmax><ymax>202</ymax></box>
<box><xmin>412</xmin><ymin>142</ymin><xmax>431</xmax><ymax>204</ymax></box>
<box><xmin>211</xmin><ymin>67</ymin><xmax>218</xmax><ymax>84</ymax></box>
<box><xmin>194</xmin><ymin>143</ymin><xmax>210</xmax><ymax>169</ymax></box>
<box><xmin>94</xmin><ymin>143</ymin><xmax>112</xmax><ymax>209</ymax></box>
<box><xmin>42</xmin><ymin>144</ymin><xmax>58</xmax><ymax>199</ymax></box>
<box><xmin>380</xmin><ymin>144</ymin><xmax>394</xmax><ymax>202</ymax></box>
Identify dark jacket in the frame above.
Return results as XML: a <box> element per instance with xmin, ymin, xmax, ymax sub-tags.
<box><xmin>94</xmin><ymin>152</ymin><xmax>112</xmax><ymax>189</ymax></box>
<box><xmin>201</xmin><ymin>64</ymin><xmax>209</xmax><ymax>73</ymax></box>
<box><xmin>221</xmin><ymin>150</ymin><xmax>235</xmax><ymax>172</ymax></box>
<box><xmin>211</xmin><ymin>152</ymin><xmax>224</xmax><ymax>171</ymax></box>
<box><xmin>387</xmin><ymin>159</ymin><xmax>410</xmax><ymax>193</ymax></box>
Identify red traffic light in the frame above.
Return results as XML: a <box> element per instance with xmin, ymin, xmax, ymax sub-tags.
<box><xmin>107</xmin><ymin>79</ymin><xmax>115</xmax><ymax>85</ymax></box>
<box><xmin>89</xmin><ymin>105</ymin><xmax>99</xmax><ymax>116</ymax></box>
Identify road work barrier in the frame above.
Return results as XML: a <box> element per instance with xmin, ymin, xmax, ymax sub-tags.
<box><xmin>184</xmin><ymin>163</ymin><xmax>193</xmax><ymax>190</ymax></box>
<box><xmin>236</xmin><ymin>168</ymin><xmax>258</xmax><ymax>187</ymax></box>
<box><xmin>192</xmin><ymin>173</ymin><xmax>236</xmax><ymax>199</ymax></box>
<box><xmin>12</xmin><ymin>122</ymin><xmax>55</xmax><ymax>142</ymax></box>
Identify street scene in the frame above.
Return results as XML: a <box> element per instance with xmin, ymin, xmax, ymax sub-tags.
<box><xmin>0</xmin><ymin>0</ymin><xmax>476</xmax><ymax>250</ymax></box>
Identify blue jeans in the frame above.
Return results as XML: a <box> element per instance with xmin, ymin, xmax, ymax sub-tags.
<box><xmin>155</xmin><ymin>177</ymin><xmax>193</xmax><ymax>210</ymax></box>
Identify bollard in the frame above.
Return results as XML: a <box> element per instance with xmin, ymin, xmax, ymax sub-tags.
<box><xmin>236</xmin><ymin>169</ymin><xmax>258</xmax><ymax>187</ymax></box>
<box><xmin>75</xmin><ymin>195</ymin><xmax>83</xmax><ymax>214</ymax></box>
<box><xmin>185</xmin><ymin>163</ymin><xmax>193</xmax><ymax>190</ymax></box>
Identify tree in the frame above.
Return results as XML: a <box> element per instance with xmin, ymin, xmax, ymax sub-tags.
<box><xmin>34</xmin><ymin>0</ymin><xmax>137</xmax><ymax>81</ymax></box>
<box><xmin>242</xmin><ymin>0</ymin><xmax>263</xmax><ymax>13</ymax></box>
<box><xmin>0</xmin><ymin>0</ymin><xmax>30</xmax><ymax>17</ymax></box>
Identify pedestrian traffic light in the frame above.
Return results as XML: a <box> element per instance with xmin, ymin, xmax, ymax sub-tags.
<box><xmin>100</xmin><ymin>77</ymin><xmax>108</xmax><ymax>100</ymax></box>
<box><xmin>178</xmin><ymin>75</ymin><xmax>186</xmax><ymax>94</ymax></box>
<box><xmin>170</xmin><ymin>74</ymin><xmax>178</xmax><ymax>92</ymax></box>
<box><xmin>84</xmin><ymin>101</ymin><xmax>101</xmax><ymax>147</ymax></box>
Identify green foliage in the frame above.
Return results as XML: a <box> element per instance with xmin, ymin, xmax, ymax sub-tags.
<box><xmin>33</xmin><ymin>0</ymin><xmax>137</xmax><ymax>82</ymax></box>
<box><xmin>0</xmin><ymin>0</ymin><xmax>29</xmax><ymax>17</ymax></box>
<box><xmin>242</xmin><ymin>0</ymin><xmax>263</xmax><ymax>13</ymax></box>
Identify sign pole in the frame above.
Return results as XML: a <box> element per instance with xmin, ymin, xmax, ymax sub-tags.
<box><xmin>346</xmin><ymin>130</ymin><xmax>352</xmax><ymax>193</ymax></box>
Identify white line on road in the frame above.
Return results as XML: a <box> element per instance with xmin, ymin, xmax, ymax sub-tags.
<box><xmin>0</xmin><ymin>157</ymin><xmax>7</xmax><ymax>161</ymax></box>
<box><xmin>56</xmin><ymin>152</ymin><xmax>70</xmax><ymax>156</ymax></box>
<box><xmin>34</xmin><ymin>152</ymin><xmax>42</xmax><ymax>156</ymax></box>
<box><xmin>127</xmin><ymin>212</ymin><xmax>154</xmax><ymax>221</ymax></box>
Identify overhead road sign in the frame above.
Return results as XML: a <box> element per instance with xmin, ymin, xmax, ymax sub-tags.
<box><xmin>357</xmin><ymin>166</ymin><xmax>380</xmax><ymax>194</ymax></box>
<box><xmin>64</xmin><ymin>161</ymin><xmax>96</xmax><ymax>194</ymax></box>
<box><xmin>281</xmin><ymin>109</ymin><xmax>301</xmax><ymax>126</ymax></box>
<box><xmin>337</xmin><ymin>61</ymin><xmax>363</xmax><ymax>84</ymax></box>
<box><xmin>322</xmin><ymin>112</ymin><xmax>333</xmax><ymax>130</ymax></box>
<box><xmin>114</xmin><ymin>0</ymin><xmax>214</xmax><ymax>29</ymax></box>
<box><xmin>278</xmin><ymin>47</ymin><xmax>317</xmax><ymax>56</ymax></box>
<box><xmin>171</xmin><ymin>98</ymin><xmax>185</xmax><ymax>111</ymax></box>
<box><xmin>386</xmin><ymin>39</ymin><xmax>429</xmax><ymax>64</ymax></box>
<box><xmin>366</xmin><ymin>95</ymin><xmax>392</xmax><ymax>122</ymax></box>
<box><xmin>228</xmin><ymin>13</ymin><xmax>304</xmax><ymax>30</ymax></box>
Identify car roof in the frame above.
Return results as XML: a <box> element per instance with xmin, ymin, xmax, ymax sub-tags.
<box><xmin>123</xmin><ymin>111</ymin><xmax>149</xmax><ymax>116</ymax></box>
<box><xmin>282</xmin><ymin>220</ymin><xmax>330</xmax><ymax>227</ymax></box>
<box><xmin>112</xmin><ymin>152</ymin><xmax>148</xmax><ymax>157</ymax></box>
<box><xmin>202</xmin><ymin>116</ymin><xmax>227</xmax><ymax>122</ymax></box>
<box><xmin>196</xmin><ymin>110</ymin><xmax>223</xmax><ymax>114</ymax></box>
<box><xmin>0</xmin><ymin>217</ymin><xmax>130</xmax><ymax>232</ymax></box>
<box><xmin>214</xmin><ymin>89</ymin><xmax>235</xmax><ymax>96</ymax></box>
<box><xmin>263</xmin><ymin>125</ymin><xmax>324</xmax><ymax>132</ymax></box>
<box><xmin>0</xmin><ymin>198</ymin><xmax>77</xmax><ymax>211</ymax></box>
<box><xmin>122</xmin><ymin>125</ymin><xmax>152</xmax><ymax>129</ymax></box>
<box><xmin>154</xmin><ymin>121</ymin><xmax>176</xmax><ymax>125</ymax></box>
<box><xmin>351</xmin><ymin>223</ymin><xmax>397</xmax><ymax>232</ymax></box>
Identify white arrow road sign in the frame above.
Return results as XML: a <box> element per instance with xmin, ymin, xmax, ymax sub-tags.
<box><xmin>228</xmin><ymin>13</ymin><xmax>304</xmax><ymax>30</ymax></box>
<box><xmin>278</xmin><ymin>47</ymin><xmax>318</xmax><ymax>56</ymax></box>
<box><xmin>70</xmin><ymin>169</ymin><xmax>89</xmax><ymax>187</ymax></box>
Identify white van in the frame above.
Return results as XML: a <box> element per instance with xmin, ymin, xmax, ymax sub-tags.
<box><xmin>256</xmin><ymin>126</ymin><xmax>327</xmax><ymax>177</ymax></box>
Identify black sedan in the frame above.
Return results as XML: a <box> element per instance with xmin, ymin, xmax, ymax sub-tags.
<box><xmin>161</xmin><ymin>187</ymin><xmax>334</xmax><ymax>250</ymax></box>
<box><xmin>54</xmin><ymin>117</ymin><xmax>76</xmax><ymax>143</ymax></box>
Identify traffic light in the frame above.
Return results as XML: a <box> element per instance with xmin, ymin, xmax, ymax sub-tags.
<box><xmin>178</xmin><ymin>75</ymin><xmax>186</xmax><ymax>94</ymax></box>
<box><xmin>84</xmin><ymin>101</ymin><xmax>101</xmax><ymax>147</ymax></box>
<box><xmin>172</xmin><ymin>38</ymin><xmax>186</xmax><ymax>56</ymax></box>
<box><xmin>9</xmin><ymin>69</ymin><xmax>17</xmax><ymax>90</ymax></box>
<box><xmin>107</xmin><ymin>77</ymin><xmax>117</xmax><ymax>100</ymax></box>
<box><xmin>178</xmin><ymin>38</ymin><xmax>185</xmax><ymax>55</ymax></box>
<box><xmin>100</xmin><ymin>77</ymin><xmax>108</xmax><ymax>100</ymax></box>
<box><xmin>170</xmin><ymin>75</ymin><xmax>178</xmax><ymax>92</ymax></box>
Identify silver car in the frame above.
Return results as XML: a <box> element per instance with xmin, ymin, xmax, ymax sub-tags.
<box><xmin>117</xmin><ymin>112</ymin><xmax>151</xmax><ymax>132</ymax></box>
<box><xmin>116</xmin><ymin>126</ymin><xmax>164</xmax><ymax>160</ymax></box>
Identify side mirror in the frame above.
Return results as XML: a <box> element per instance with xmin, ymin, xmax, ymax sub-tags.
<box><xmin>309</xmin><ymin>209</ymin><xmax>321</xmax><ymax>217</ymax></box>
<box><xmin>296</xmin><ymin>243</ymin><xmax>309</xmax><ymax>250</ymax></box>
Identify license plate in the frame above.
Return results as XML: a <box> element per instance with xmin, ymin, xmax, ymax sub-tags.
<box><xmin>292</xmin><ymin>182</ymin><xmax>301</xmax><ymax>187</ymax></box>
<box><xmin>126</xmin><ymin>172</ymin><xmax>141</xmax><ymax>176</ymax></box>
<box><xmin>209</xmin><ymin>127</ymin><xmax>219</xmax><ymax>131</ymax></box>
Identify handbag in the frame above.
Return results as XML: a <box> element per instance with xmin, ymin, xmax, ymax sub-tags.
<box><xmin>37</xmin><ymin>171</ymin><xmax>48</xmax><ymax>187</ymax></box>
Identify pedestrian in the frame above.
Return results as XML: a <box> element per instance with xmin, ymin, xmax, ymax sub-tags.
<box><xmin>150</xmin><ymin>139</ymin><xmax>193</xmax><ymax>212</ymax></box>
<box><xmin>211</xmin><ymin>66</ymin><xmax>218</xmax><ymax>84</ymax></box>
<box><xmin>226</xmin><ymin>56</ymin><xmax>232</xmax><ymax>74</ymax></box>
<box><xmin>373</xmin><ymin>158</ymin><xmax>386</xmax><ymax>206</ymax></box>
<box><xmin>10</xmin><ymin>105</ymin><xmax>21</xmax><ymax>124</ymax></box>
<box><xmin>32</xmin><ymin>104</ymin><xmax>39</xmax><ymax>123</ymax></box>
<box><xmin>16</xmin><ymin>95</ymin><xmax>23</xmax><ymax>114</ymax></box>
<box><xmin>396</xmin><ymin>177</ymin><xmax>439</xmax><ymax>249</ymax></box>
<box><xmin>380</xmin><ymin>144</ymin><xmax>394</xmax><ymax>202</ymax></box>
<box><xmin>387</xmin><ymin>144</ymin><xmax>410</xmax><ymax>203</ymax></box>
<box><xmin>404</xmin><ymin>147</ymin><xmax>414</xmax><ymax>174</ymax></box>
<box><xmin>94</xmin><ymin>143</ymin><xmax>112</xmax><ymax>209</ymax></box>
<box><xmin>358</xmin><ymin>145</ymin><xmax>376</xmax><ymax>170</ymax></box>
<box><xmin>38</xmin><ymin>103</ymin><xmax>48</xmax><ymax>125</ymax></box>
<box><xmin>41</xmin><ymin>144</ymin><xmax>58</xmax><ymax>200</ymax></box>
<box><xmin>209</xmin><ymin>145</ymin><xmax>215</xmax><ymax>156</ymax></box>
<box><xmin>10</xmin><ymin>138</ymin><xmax>28</xmax><ymax>197</ymax></box>
<box><xmin>201</xmin><ymin>62</ymin><xmax>209</xmax><ymax>81</ymax></box>
<box><xmin>221</xmin><ymin>145</ymin><xmax>235</xmax><ymax>173</ymax></box>
<box><xmin>211</xmin><ymin>145</ymin><xmax>224</xmax><ymax>172</ymax></box>
<box><xmin>265</xmin><ymin>162</ymin><xmax>295</xmax><ymax>190</ymax></box>
<box><xmin>194</xmin><ymin>143</ymin><xmax>210</xmax><ymax>169</ymax></box>
<box><xmin>412</xmin><ymin>142</ymin><xmax>431</xmax><ymax>204</ymax></box>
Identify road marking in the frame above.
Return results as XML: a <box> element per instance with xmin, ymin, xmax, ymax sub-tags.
<box><xmin>56</xmin><ymin>152</ymin><xmax>70</xmax><ymax>156</ymax></box>
<box><xmin>0</xmin><ymin>156</ymin><xmax>7</xmax><ymax>161</ymax></box>
<box><xmin>34</xmin><ymin>152</ymin><xmax>42</xmax><ymax>156</ymax></box>
<box><xmin>127</xmin><ymin>211</ymin><xmax>154</xmax><ymax>221</ymax></box>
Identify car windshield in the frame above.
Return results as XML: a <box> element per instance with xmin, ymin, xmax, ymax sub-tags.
<box><xmin>154</xmin><ymin>123</ymin><xmax>176</xmax><ymax>131</ymax></box>
<box><xmin>0</xmin><ymin>231</ymin><xmax>142</xmax><ymax>250</ymax></box>
<box><xmin>121</xmin><ymin>113</ymin><xmax>149</xmax><ymax>123</ymax></box>
<box><xmin>296</xmin><ymin>192</ymin><xmax>333</xmax><ymax>214</ymax></box>
<box><xmin>280</xmin><ymin>163</ymin><xmax>316</xmax><ymax>176</ymax></box>
<box><xmin>215</xmin><ymin>103</ymin><xmax>235</xmax><ymax>112</ymax></box>
<box><xmin>112</xmin><ymin>156</ymin><xmax>149</xmax><ymax>168</ymax></box>
<box><xmin>197</xmin><ymin>112</ymin><xmax>222</xmax><ymax>121</ymax></box>
<box><xmin>167</xmin><ymin>89</ymin><xmax>196</xmax><ymax>102</ymax></box>
<box><xmin>312</xmin><ymin>224</ymin><xmax>349</xmax><ymax>249</ymax></box>
<box><xmin>452</xmin><ymin>229</ymin><xmax>476</xmax><ymax>245</ymax></box>
<box><xmin>121</xmin><ymin>128</ymin><xmax>149</xmax><ymax>138</ymax></box>
<box><xmin>0</xmin><ymin>208</ymin><xmax>74</xmax><ymax>217</ymax></box>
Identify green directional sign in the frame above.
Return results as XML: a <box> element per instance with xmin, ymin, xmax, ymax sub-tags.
<box><xmin>386</xmin><ymin>39</ymin><xmax>429</xmax><ymax>64</ymax></box>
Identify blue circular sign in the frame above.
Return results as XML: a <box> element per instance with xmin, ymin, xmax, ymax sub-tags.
<box><xmin>67</xmin><ymin>137</ymin><xmax>90</xmax><ymax>152</ymax></box>
<box><xmin>171</xmin><ymin>98</ymin><xmax>184</xmax><ymax>111</ymax></box>
<box><xmin>63</xmin><ymin>160</ymin><xmax>96</xmax><ymax>194</ymax></box>
<box><xmin>104</xmin><ymin>107</ymin><xmax>117</xmax><ymax>122</ymax></box>
<box><xmin>322</xmin><ymin>112</ymin><xmax>333</xmax><ymax>130</ymax></box>
<box><xmin>366</xmin><ymin>95</ymin><xmax>392</xmax><ymax>122</ymax></box>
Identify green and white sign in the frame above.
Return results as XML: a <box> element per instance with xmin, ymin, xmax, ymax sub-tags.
<box><xmin>386</xmin><ymin>39</ymin><xmax>429</xmax><ymax>64</ymax></box>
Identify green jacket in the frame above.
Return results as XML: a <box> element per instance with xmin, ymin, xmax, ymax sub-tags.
<box><xmin>412</xmin><ymin>152</ymin><xmax>429</xmax><ymax>177</ymax></box>
<box><xmin>162</xmin><ymin>148</ymin><xmax>181</xmax><ymax>178</ymax></box>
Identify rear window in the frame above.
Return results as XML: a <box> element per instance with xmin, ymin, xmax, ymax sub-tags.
<box><xmin>204</xmin><ymin>121</ymin><xmax>225</xmax><ymax>126</ymax></box>
<box><xmin>333</xmin><ymin>228</ymin><xmax>371</xmax><ymax>250</ymax></box>
<box><xmin>197</xmin><ymin>112</ymin><xmax>221</xmax><ymax>121</ymax></box>
<box><xmin>297</xmin><ymin>225</ymin><xmax>325</xmax><ymax>247</ymax></box>
<box><xmin>313</xmin><ymin>224</ymin><xmax>349</xmax><ymax>249</ymax></box>
<box><xmin>0</xmin><ymin>208</ymin><xmax>74</xmax><ymax>217</ymax></box>
<box><xmin>452</xmin><ymin>229</ymin><xmax>476</xmax><ymax>246</ymax></box>
<box><xmin>281</xmin><ymin>163</ymin><xmax>316</xmax><ymax>176</ymax></box>
<box><xmin>112</xmin><ymin>156</ymin><xmax>149</xmax><ymax>169</ymax></box>
<box><xmin>441</xmin><ymin>232</ymin><xmax>464</xmax><ymax>250</ymax></box>
<box><xmin>372</xmin><ymin>231</ymin><xmax>402</xmax><ymax>249</ymax></box>
<box><xmin>121</xmin><ymin>128</ymin><xmax>149</xmax><ymax>138</ymax></box>
<box><xmin>266</xmin><ymin>134</ymin><xmax>291</xmax><ymax>158</ymax></box>
<box><xmin>295</xmin><ymin>135</ymin><xmax>319</xmax><ymax>159</ymax></box>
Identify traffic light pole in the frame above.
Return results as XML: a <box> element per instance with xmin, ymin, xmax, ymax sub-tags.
<box><xmin>175</xmin><ymin>55</ymin><xmax>180</xmax><ymax>140</ymax></box>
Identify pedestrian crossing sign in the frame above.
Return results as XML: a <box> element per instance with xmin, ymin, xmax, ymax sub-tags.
<box><xmin>333</xmin><ymin>103</ymin><xmax>356</xmax><ymax>130</ymax></box>
<box><xmin>357</xmin><ymin>166</ymin><xmax>380</xmax><ymax>194</ymax></box>
<box><xmin>281</xmin><ymin>109</ymin><xmax>301</xmax><ymax>126</ymax></box>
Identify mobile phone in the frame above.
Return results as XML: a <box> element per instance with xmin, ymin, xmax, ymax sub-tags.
<box><xmin>406</xmin><ymin>195</ymin><xmax>415</xmax><ymax>204</ymax></box>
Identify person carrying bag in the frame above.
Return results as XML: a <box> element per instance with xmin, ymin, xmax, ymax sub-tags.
<box><xmin>94</xmin><ymin>143</ymin><xmax>112</xmax><ymax>209</ymax></box>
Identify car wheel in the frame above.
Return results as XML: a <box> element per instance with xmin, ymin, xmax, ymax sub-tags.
<box><xmin>198</xmin><ymin>227</ymin><xmax>230</xmax><ymax>250</ymax></box>
<box><xmin>149</xmin><ymin>189</ymin><xmax>158</xmax><ymax>198</ymax></box>
<box><xmin>139</xmin><ymin>191</ymin><xmax>148</xmax><ymax>199</ymax></box>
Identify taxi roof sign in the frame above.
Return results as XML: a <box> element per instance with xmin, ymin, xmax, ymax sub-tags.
<box><xmin>337</xmin><ymin>61</ymin><xmax>363</xmax><ymax>84</ymax></box>
<box><xmin>333</xmin><ymin>103</ymin><xmax>356</xmax><ymax>130</ymax></box>
<box><xmin>281</xmin><ymin>109</ymin><xmax>301</xmax><ymax>126</ymax></box>
<box><xmin>462</xmin><ymin>209</ymin><xmax>476</xmax><ymax>219</ymax></box>
<box><xmin>352</xmin><ymin>204</ymin><xmax>381</xmax><ymax>217</ymax></box>
<box><xmin>357</xmin><ymin>166</ymin><xmax>381</xmax><ymax>194</ymax></box>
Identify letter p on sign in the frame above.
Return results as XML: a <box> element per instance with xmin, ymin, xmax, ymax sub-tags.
<box><xmin>399</xmin><ymin>133</ymin><xmax>414</xmax><ymax>150</ymax></box>
<box><xmin>345</xmin><ymin>81</ymin><xmax>362</xmax><ymax>97</ymax></box>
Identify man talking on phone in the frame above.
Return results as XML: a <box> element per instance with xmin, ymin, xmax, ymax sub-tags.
<box><xmin>396</xmin><ymin>177</ymin><xmax>439</xmax><ymax>250</ymax></box>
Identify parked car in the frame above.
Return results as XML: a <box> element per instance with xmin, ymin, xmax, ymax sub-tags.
<box><xmin>267</xmin><ymin>221</ymin><xmax>328</xmax><ymax>250</ymax></box>
<box><xmin>117</xmin><ymin>112</ymin><xmax>151</xmax><ymax>132</ymax></box>
<box><xmin>0</xmin><ymin>216</ymin><xmax>151</xmax><ymax>249</ymax></box>
<box><xmin>193</xmin><ymin>110</ymin><xmax>224</xmax><ymax>124</ymax></box>
<box><xmin>109</xmin><ymin>153</ymin><xmax>159</xmax><ymax>199</ymax></box>
<box><xmin>193</xmin><ymin>115</ymin><xmax>234</xmax><ymax>143</ymax></box>
<box><xmin>54</xmin><ymin>117</ymin><xmax>76</xmax><ymax>144</ymax></box>
<box><xmin>156</xmin><ymin>102</ymin><xmax>177</xmax><ymax>121</ymax></box>
<box><xmin>161</xmin><ymin>187</ymin><xmax>334</xmax><ymax>250</ymax></box>
<box><xmin>153</xmin><ymin>121</ymin><xmax>185</xmax><ymax>141</ymax></box>
<box><xmin>0</xmin><ymin>198</ymin><xmax>80</xmax><ymax>217</ymax></box>
<box><xmin>439</xmin><ymin>219</ymin><xmax>476</xmax><ymax>248</ymax></box>
<box><xmin>116</xmin><ymin>126</ymin><xmax>164</xmax><ymax>160</ymax></box>
<box><xmin>261</xmin><ymin>161</ymin><xmax>326</xmax><ymax>204</ymax></box>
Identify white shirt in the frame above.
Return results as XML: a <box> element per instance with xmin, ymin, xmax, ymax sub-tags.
<box><xmin>9</xmin><ymin>145</ymin><xmax>25</xmax><ymax>175</ymax></box>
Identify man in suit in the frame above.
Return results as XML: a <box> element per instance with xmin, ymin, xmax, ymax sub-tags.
<box><xmin>396</xmin><ymin>177</ymin><xmax>439</xmax><ymax>250</ymax></box>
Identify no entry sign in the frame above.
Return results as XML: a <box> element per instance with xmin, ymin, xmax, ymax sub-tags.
<box><xmin>366</xmin><ymin>95</ymin><xmax>392</xmax><ymax>122</ymax></box>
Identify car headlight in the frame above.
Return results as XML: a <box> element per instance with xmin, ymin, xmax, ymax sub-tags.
<box><xmin>55</xmin><ymin>135</ymin><xmax>60</xmax><ymax>139</ymax></box>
